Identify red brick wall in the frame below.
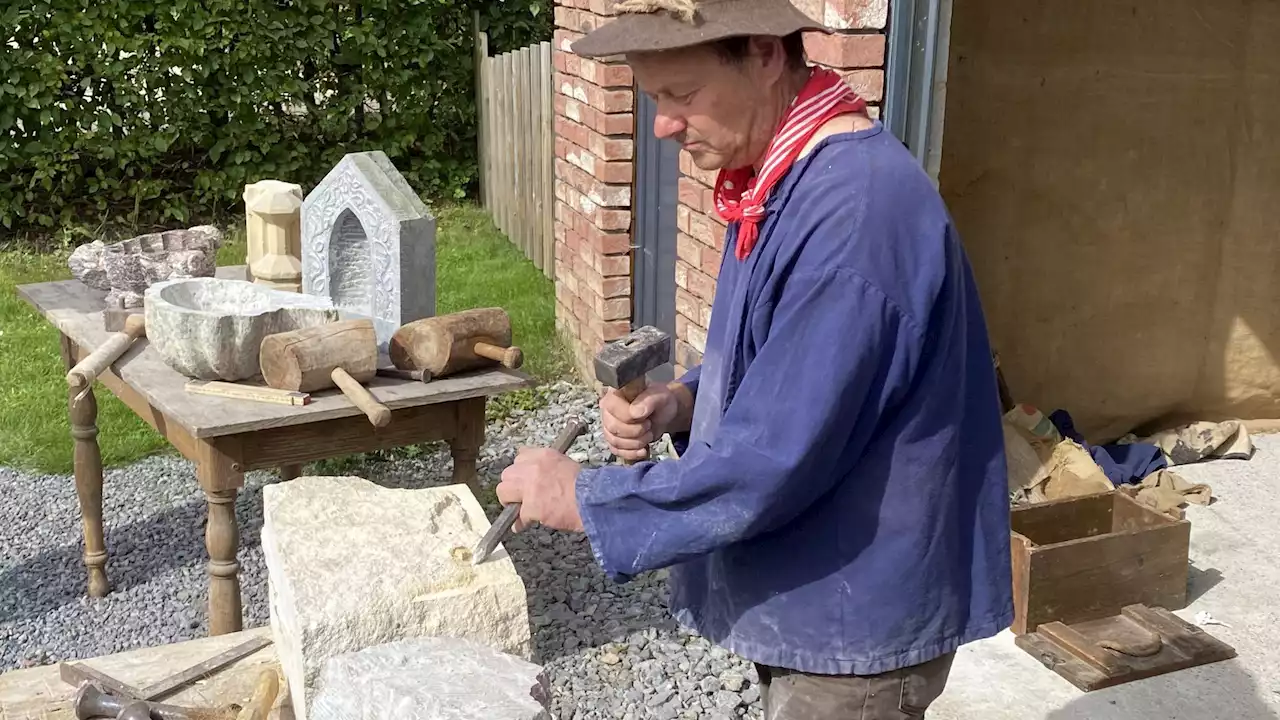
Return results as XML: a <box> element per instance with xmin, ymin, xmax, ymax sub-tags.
<box><xmin>553</xmin><ymin>0</ymin><xmax>637</xmax><ymax>382</ymax></box>
<box><xmin>552</xmin><ymin>0</ymin><xmax>890</xmax><ymax>382</ymax></box>
<box><xmin>673</xmin><ymin>0</ymin><xmax>889</xmax><ymax>376</ymax></box>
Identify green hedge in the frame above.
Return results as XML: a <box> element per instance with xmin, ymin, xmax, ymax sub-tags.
<box><xmin>0</xmin><ymin>0</ymin><xmax>550</xmax><ymax>239</ymax></box>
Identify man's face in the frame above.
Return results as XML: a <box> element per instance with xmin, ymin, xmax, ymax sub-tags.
<box><xmin>627</xmin><ymin>40</ymin><xmax>785</xmax><ymax>171</ymax></box>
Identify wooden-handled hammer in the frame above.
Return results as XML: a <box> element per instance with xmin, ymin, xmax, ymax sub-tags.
<box><xmin>66</xmin><ymin>314</ymin><xmax>146</xmax><ymax>399</ymax></box>
<box><xmin>593</xmin><ymin>325</ymin><xmax>672</xmax><ymax>463</ymax></box>
<box><xmin>260</xmin><ymin>319</ymin><xmax>391</xmax><ymax>427</ymax></box>
<box><xmin>389</xmin><ymin>307</ymin><xmax>523</xmax><ymax>379</ymax></box>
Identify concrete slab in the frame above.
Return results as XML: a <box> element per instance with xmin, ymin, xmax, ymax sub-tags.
<box><xmin>932</xmin><ymin>432</ymin><xmax>1280</xmax><ymax>720</ymax></box>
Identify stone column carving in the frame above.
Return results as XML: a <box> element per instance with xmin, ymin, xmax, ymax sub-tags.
<box><xmin>244</xmin><ymin>180</ymin><xmax>304</xmax><ymax>292</ymax></box>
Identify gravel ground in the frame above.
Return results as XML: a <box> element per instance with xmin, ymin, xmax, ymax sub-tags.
<box><xmin>0</xmin><ymin>380</ymin><xmax>763</xmax><ymax>719</ymax></box>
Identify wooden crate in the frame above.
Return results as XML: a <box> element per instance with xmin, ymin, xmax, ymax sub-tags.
<box><xmin>1010</xmin><ymin>490</ymin><xmax>1190</xmax><ymax>635</ymax></box>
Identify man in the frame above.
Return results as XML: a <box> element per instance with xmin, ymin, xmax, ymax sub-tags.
<box><xmin>496</xmin><ymin>0</ymin><xmax>1014</xmax><ymax>717</ymax></box>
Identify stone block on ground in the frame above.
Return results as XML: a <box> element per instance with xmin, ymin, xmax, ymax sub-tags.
<box><xmin>308</xmin><ymin>637</ymin><xmax>550</xmax><ymax>720</ymax></box>
<box><xmin>261</xmin><ymin>476</ymin><xmax>530</xmax><ymax>720</ymax></box>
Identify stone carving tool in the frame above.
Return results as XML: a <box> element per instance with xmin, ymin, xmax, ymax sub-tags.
<box><xmin>472</xmin><ymin>417</ymin><xmax>589</xmax><ymax>565</ymax></box>
<box><xmin>390</xmin><ymin>307</ymin><xmax>524</xmax><ymax>380</ymax></box>
<box><xmin>260</xmin><ymin>319</ymin><xmax>392</xmax><ymax>427</ymax></box>
<box><xmin>376</xmin><ymin>366</ymin><xmax>433</xmax><ymax>383</ymax></box>
<box><xmin>67</xmin><ymin>314</ymin><xmax>146</xmax><ymax>401</ymax></box>
<box><xmin>72</xmin><ymin>682</ymin><xmax>236</xmax><ymax>720</ymax></box>
<box><xmin>593</xmin><ymin>325</ymin><xmax>672</xmax><ymax>463</ymax></box>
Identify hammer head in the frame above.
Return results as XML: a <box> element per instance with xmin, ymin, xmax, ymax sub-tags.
<box><xmin>593</xmin><ymin>325</ymin><xmax>672</xmax><ymax>389</ymax></box>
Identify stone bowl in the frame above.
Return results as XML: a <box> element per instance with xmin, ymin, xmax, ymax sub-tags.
<box><xmin>69</xmin><ymin>226</ymin><xmax>224</xmax><ymax>309</ymax></box>
<box><xmin>145</xmin><ymin>278</ymin><xmax>339</xmax><ymax>381</ymax></box>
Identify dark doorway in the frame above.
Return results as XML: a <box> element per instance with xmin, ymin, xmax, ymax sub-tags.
<box><xmin>631</xmin><ymin>92</ymin><xmax>681</xmax><ymax>383</ymax></box>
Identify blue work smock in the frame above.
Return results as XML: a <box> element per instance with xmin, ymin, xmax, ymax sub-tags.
<box><xmin>575</xmin><ymin>121</ymin><xmax>1014</xmax><ymax>676</ymax></box>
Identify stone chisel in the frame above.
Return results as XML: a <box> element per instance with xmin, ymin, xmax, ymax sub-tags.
<box><xmin>472</xmin><ymin>417</ymin><xmax>588</xmax><ymax>565</ymax></box>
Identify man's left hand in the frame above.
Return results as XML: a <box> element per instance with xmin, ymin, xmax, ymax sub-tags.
<box><xmin>496</xmin><ymin>447</ymin><xmax>584</xmax><ymax>533</ymax></box>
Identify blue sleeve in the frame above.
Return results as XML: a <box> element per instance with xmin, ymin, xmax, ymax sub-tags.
<box><xmin>667</xmin><ymin>364</ymin><xmax>701</xmax><ymax>455</ymax></box>
<box><xmin>575</xmin><ymin>269</ymin><xmax>919</xmax><ymax>582</ymax></box>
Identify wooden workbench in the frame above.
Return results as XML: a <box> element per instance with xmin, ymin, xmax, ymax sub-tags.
<box><xmin>16</xmin><ymin>266</ymin><xmax>532</xmax><ymax>636</ymax></box>
<box><xmin>0</xmin><ymin>628</ymin><xmax>289</xmax><ymax>719</ymax></box>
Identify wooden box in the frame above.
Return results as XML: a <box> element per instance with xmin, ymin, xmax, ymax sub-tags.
<box><xmin>1010</xmin><ymin>490</ymin><xmax>1190</xmax><ymax>635</ymax></box>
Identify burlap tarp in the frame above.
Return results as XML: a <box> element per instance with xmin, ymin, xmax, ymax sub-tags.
<box><xmin>937</xmin><ymin>0</ymin><xmax>1280</xmax><ymax>442</ymax></box>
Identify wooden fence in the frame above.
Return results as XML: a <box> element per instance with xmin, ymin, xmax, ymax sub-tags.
<box><xmin>475</xmin><ymin>29</ymin><xmax>555</xmax><ymax>279</ymax></box>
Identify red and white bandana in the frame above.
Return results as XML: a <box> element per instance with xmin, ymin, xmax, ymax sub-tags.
<box><xmin>713</xmin><ymin>68</ymin><xmax>867</xmax><ymax>261</ymax></box>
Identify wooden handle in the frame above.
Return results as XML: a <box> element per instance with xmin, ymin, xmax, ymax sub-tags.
<box><xmin>66</xmin><ymin>316</ymin><xmax>146</xmax><ymax>390</ymax></box>
<box><xmin>474</xmin><ymin>341</ymin><xmax>523</xmax><ymax>369</ymax></box>
<box><xmin>618</xmin><ymin>375</ymin><xmax>647</xmax><ymax>404</ymax></box>
<box><xmin>618</xmin><ymin>376</ymin><xmax>650</xmax><ymax>465</ymax></box>
<box><xmin>331</xmin><ymin>367</ymin><xmax>391</xmax><ymax>427</ymax></box>
<box><xmin>235</xmin><ymin>670</ymin><xmax>279</xmax><ymax>720</ymax></box>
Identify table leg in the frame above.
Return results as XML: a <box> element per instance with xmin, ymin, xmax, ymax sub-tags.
<box><xmin>62</xmin><ymin>335</ymin><xmax>110</xmax><ymax>598</ymax></box>
<box><xmin>204</xmin><ymin>488</ymin><xmax>241</xmax><ymax>635</ymax></box>
<box><xmin>450</xmin><ymin>397</ymin><xmax>486</xmax><ymax>495</ymax></box>
<box><xmin>280</xmin><ymin>464</ymin><xmax>302</xmax><ymax>481</ymax></box>
<box><xmin>196</xmin><ymin>438</ymin><xmax>245</xmax><ymax>636</ymax></box>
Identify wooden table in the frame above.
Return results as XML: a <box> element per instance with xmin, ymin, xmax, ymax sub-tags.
<box><xmin>0</xmin><ymin>628</ymin><xmax>289</xmax><ymax>719</ymax></box>
<box><xmin>16</xmin><ymin>267</ymin><xmax>532</xmax><ymax>636</ymax></box>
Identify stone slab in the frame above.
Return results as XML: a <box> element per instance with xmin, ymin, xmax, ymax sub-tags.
<box><xmin>301</xmin><ymin>151</ymin><xmax>436</xmax><ymax>357</ymax></box>
<box><xmin>261</xmin><ymin>477</ymin><xmax>530</xmax><ymax>720</ymax></box>
<box><xmin>308</xmin><ymin>637</ymin><xmax>549</xmax><ymax>720</ymax></box>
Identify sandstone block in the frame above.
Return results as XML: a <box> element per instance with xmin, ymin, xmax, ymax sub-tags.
<box><xmin>261</xmin><ymin>477</ymin><xmax>531</xmax><ymax>720</ymax></box>
<box><xmin>144</xmin><ymin>278</ymin><xmax>337</xmax><ymax>381</ymax></box>
<box><xmin>308</xmin><ymin>637</ymin><xmax>550</xmax><ymax>720</ymax></box>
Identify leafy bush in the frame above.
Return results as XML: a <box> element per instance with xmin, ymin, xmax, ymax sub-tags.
<box><xmin>0</xmin><ymin>0</ymin><xmax>550</xmax><ymax>241</ymax></box>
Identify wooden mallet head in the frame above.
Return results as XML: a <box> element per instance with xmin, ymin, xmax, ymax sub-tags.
<box><xmin>260</xmin><ymin>319</ymin><xmax>391</xmax><ymax>427</ymax></box>
<box><xmin>389</xmin><ymin>307</ymin><xmax>523</xmax><ymax>379</ymax></box>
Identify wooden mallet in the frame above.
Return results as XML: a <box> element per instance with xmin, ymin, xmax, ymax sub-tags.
<box><xmin>66</xmin><ymin>314</ymin><xmax>146</xmax><ymax>401</ymax></box>
<box><xmin>389</xmin><ymin>307</ymin><xmax>523</xmax><ymax>379</ymax></box>
<box><xmin>260</xmin><ymin>319</ymin><xmax>391</xmax><ymax>427</ymax></box>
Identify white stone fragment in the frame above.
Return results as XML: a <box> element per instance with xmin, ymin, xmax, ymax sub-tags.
<box><xmin>144</xmin><ymin>277</ymin><xmax>338</xmax><ymax>380</ymax></box>
<box><xmin>261</xmin><ymin>476</ymin><xmax>531</xmax><ymax>720</ymax></box>
<box><xmin>308</xmin><ymin>637</ymin><xmax>550</xmax><ymax>720</ymax></box>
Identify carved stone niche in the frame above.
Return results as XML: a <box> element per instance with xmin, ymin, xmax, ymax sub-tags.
<box><xmin>300</xmin><ymin>151</ymin><xmax>436</xmax><ymax>357</ymax></box>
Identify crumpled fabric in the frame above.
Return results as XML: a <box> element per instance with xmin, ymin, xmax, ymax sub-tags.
<box><xmin>1048</xmin><ymin>409</ymin><xmax>1167</xmax><ymax>486</ymax></box>
<box><xmin>1125</xmin><ymin>468</ymin><xmax>1213</xmax><ymax>514</ymax></box>
<box><xmin>1126</xmin><ymin>420</ymin><xmax>1255</xmax><ymax>466</ymax></box>
<box><xmin>1007</xmin><ymin>422</ymin><xmax>1115</xmax><ymax>506</ymax></box>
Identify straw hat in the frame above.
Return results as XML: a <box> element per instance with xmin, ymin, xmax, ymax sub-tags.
<box><xmin>571</xmin><ymin>0</ymin><xmax>829</xmax><ymax>58</ymax></box>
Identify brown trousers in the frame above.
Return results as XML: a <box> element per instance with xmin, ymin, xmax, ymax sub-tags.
<box><xmin>755</xmin><ymin>651</ymin><xmax>956</xmax><ymax>720</ymax></box>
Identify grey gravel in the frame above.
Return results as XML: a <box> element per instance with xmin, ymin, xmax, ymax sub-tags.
<box><xmin>0</xmin><ymin>380</ymin><xmax>762</xmax><ymax>719</ymax></box>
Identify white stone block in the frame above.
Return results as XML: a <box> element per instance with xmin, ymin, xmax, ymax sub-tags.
<box><xmin>308</xmin><ymin>637</ymin><xmax>550</xmax><ymax>720</ymax></box>
<box><xmin>261</xmin><ymin>476</ymin><xmax>530</xmax><ymax>720</ymax></box>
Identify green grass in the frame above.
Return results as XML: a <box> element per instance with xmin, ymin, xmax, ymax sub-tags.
<box><xmin>0</xmin><ymin>203</ymin><xmax>571</xmax><ymax>474</ymax></box>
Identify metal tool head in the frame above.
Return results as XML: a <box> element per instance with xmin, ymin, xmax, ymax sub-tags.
<box><xmin>592</xmin><ymin>325</ymin><xmax>672</xmax><ymax>389</ymax></box>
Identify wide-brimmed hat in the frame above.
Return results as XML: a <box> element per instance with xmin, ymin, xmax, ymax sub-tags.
<box><xmin>571</xmin><ymin>0</ymin><xmax>829</xmax><ymax>59</ymax></box>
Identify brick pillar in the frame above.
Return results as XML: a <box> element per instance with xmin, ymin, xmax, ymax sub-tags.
<box><xmin>552</xmin><ymin>1</ymin><xmax>637</xmax><ymax>384</ymax></box>
<box><xmin>672</xmin><ymin>0</ymin><xmax>890</xmax><ymax>378</ymax></box>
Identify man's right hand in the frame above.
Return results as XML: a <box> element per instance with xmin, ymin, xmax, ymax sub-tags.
<box><xmin>599</xmin><ymin>382</ymin><xmax>691</xmax><ymax>461</ymax></box>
